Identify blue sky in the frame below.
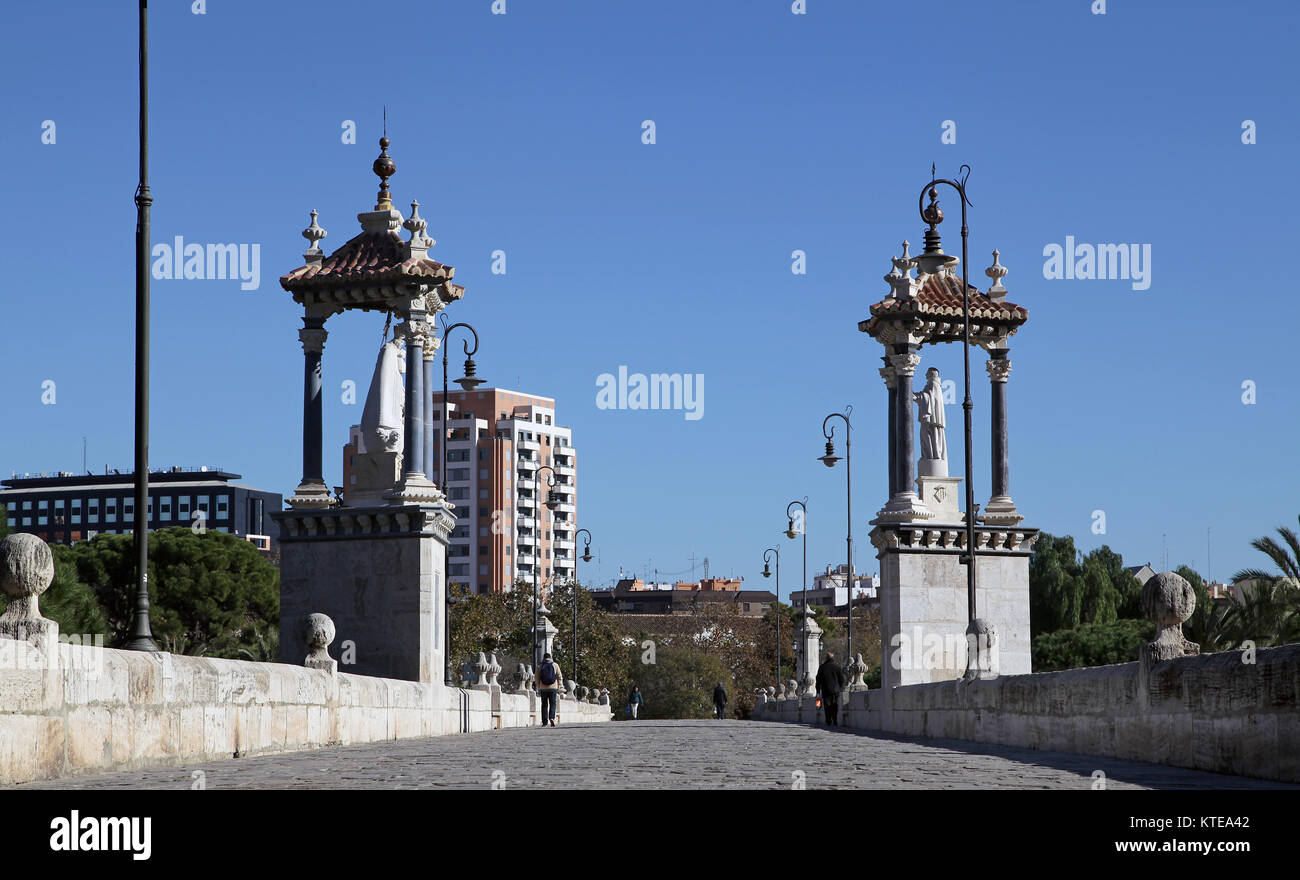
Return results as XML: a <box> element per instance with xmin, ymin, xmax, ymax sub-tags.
<box><xmin>2</xmin><ymin>0</ymin><xmax>1297</xmax><ymax>594</ymax></box>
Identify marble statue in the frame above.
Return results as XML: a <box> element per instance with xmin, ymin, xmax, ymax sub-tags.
<box><xmin>359</xmin><ymin>336</ymin><xmax>406</xmax><ymax>454</ymax></box>
<box><xmin>914</xmin><ymin>367</ymin><xmax>946</xmax><ymax>463</ymax></box>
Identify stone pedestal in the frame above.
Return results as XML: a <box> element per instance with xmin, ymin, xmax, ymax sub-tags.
<box><xmin>275</xmin><ymin>504</ymin><xmax>454</xmax><ymax>683</ymax></box>
<box><xmin>348</xmin><ymin>451</ymin><xmax>403</xmax><ymax>506</ymax></box>
<box><xmin>796</xmin><ymin>617</ymin><xmax>823</xmax><ymax>689</ymax></box>
<box><xmin>915</xmin><ymin>474</ymin><xmax>964</xmax><ymax>524</ymax></box>
<box><xmin>871</xmin><ymin>523</ymin><xmax>1037</xmax><ymax>690</ymax></box>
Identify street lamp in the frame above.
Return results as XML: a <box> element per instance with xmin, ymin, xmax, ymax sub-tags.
<box><xmin>784</xmin><ymin>498</ymin><xmax>809</xmax><ymax>681</ymax></box>
<box><xmin>532</xmin><ymin>465</ymin><xmax>559</xmax><ymax>666</ymax></box>
<box><xmin>438</xmin><ymin>314</ymin><xmax>482</xmax><ymax>686</ymax></box>
<box><xmin>762</xmin><ymin>547</ymin><xmax>780</xmax><ymax>686</ymax></box>
<box><xmin>125</xmin><ymin>0</ymin><xmax>158</xmax><ymax>653</ymax></box>
<box><xmin>914</xmin><ymin>164</ymin><xmax>979</xmax><ymax>676</ymax></box>
<box><xmin>573</xmin><ymin>528</ymin><xmax>593</xmax><ymax>683</ymax></box>
<box><xmin>819</xmin><ymin>407</ymin><xmax>853</xmax><ymax>663</ymax></box>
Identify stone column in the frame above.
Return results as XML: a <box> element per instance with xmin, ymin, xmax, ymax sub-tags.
<box><xmin>289</xmin><ymin>315</ymin><xmax>333</xmax><ymax>508</ymax></box>
<box><xmin>423</xmin><ymin>338</ymin><xmax>437</xmax><ymax>486</ymax></box>
<box><xmin>402</xmin><ymin>319</ymin><xmax>426</xmax><ymax>479</ymax></box>
<box><xmin>877</xmin><ymin>346</ymin><xmax>930</xmax><ymax>521</ymax></box>
<box><xmin>981</xmin><ymin>351</ymin><xmax>1022</xmax><ymax>525</ymax></box>
<box><xmin>796</xmin><ymin>615</ymin><xmax>822</xmax><ymax>691</ymax></box>
<box><xmin>880</xmin><ymin>357</ymin><xmax>897</xmax><ymax>498</ymax></box>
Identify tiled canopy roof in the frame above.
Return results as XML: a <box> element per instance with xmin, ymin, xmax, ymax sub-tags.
<box><xmin>862</xmin><ymin>272</ymin><xmax>1026</xmax><ymax>338</ymax></box>
<box><xmin>280</xmin><ymin>229</ymin><xmax>463</xmax><ymax>300</ymax></box>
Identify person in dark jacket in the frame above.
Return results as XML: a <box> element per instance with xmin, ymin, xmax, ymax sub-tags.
<box><xmin>815</xmin><ymin>652</ymin><xmax>847</xmax><ymax>726</ymax></box>
<box><xmin>627</xmin><ymin>685</ymin><xmax>644</xmax><ymax>719</ymax></box>
<box><xmin>712</xmin><ymin>682</ymin><xmax>728</xmax><ymax>719</ymax></box>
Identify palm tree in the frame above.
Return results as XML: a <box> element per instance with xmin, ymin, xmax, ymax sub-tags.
<box><xmin>1231</xmin><ymin>516</ymin><xmax>1300</xmax><ymax>647</ymax></box>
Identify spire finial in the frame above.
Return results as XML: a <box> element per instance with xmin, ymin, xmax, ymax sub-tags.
<box><xmin>985</xmin><ymin>248</ymin><xmax>1008</xmax><ymax>301</ymax></box>
<box><xmin>403</xmin><ymin>199</ymin><xmax>433</xmax><ymax>250</ymax></box>
<box><xmin>302</xmin><ymin>209</ymin><xmax>327</xmax><ymax>260</ymax></box>
<box><xmin>373</xmin><ymin>130</ymin><xmax>396</xmax><ymax>211</ymax></box>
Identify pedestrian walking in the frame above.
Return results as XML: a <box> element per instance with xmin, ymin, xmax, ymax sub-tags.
<box><xmin>712</xmin><ymin>681</ymin><xmax>728</xmax><ymax>720</ymax></box>
<box><xmin>815</xmin><ymin>651</ymin><xmax>847</xmax><ymax>726</ymax></box>
<box><xmin>626</xmin><ymin>685</ymin><xmax>644</xmax><ymax>719</ymax></box>
<box><xmin>535</xmin><ymin>653</ymin><xmax>563</xmax><ymax>727</ymax></box>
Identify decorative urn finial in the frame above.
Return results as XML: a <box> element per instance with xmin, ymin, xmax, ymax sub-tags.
<box><xmin>373</xmin><ymin>136</ymin><xmax>396</xmax><ymax>210</ymax></box>
<box><xmin>302</xmin><ymin>209</ymin><xmax>328</xmax><ymax>259</ymax></box>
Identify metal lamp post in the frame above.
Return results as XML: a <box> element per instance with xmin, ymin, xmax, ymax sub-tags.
<box><xmin>784</xmin><ymin>498</ymin><xmax>809</xmax><ymax>679</ymax></box>
<box><xmin>818</xmin><ymin>407</ymin><xmax>853</xmax><ymax>662</ymax></box>
<box><xmin>532</xmin><ymin>465</ymin><xmax>559</xmax><ymax>666</ymax></box>
<box><xmin>761</xmin><ymin>547</ymin><xmax>780</xmax><ymax>686</ymax></box>
<box><xmin>913</xmin><ymin>164</ymin><xmax>979</xmax><ymax>676</ymax></box>
<box><xmin>438</xmin><ymin>315</ymin><xmax>482</xmax><ymax>686</ymax></box>
<box><xmin>573</xmin><ymin>528</ymin><xmax>592</xmax><ymax>683</ymax></box>
<box><xmin>126</xmin><ymin>0</ymin><xmax>158</xmax><ymax>652</ymax></box>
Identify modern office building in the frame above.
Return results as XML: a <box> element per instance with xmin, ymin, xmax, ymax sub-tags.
<box><xmin>342</xmin><ymin>387</ymin><xmax>576</xmax><ymax>594</ymax></box>
<box><xmin>0</xmin><ymin>467</ymin><xmax>282</xmax><ymax>549</ymax></box>
<box><xmin>789</xmin><ymin>564</ymin><xmax>878</xmax><ymax>613</ymax></box>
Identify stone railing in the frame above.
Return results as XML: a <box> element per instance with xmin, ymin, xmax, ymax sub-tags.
<box><xmin>0</xmin><ymin>534</ymin><xmax>611</xmax><ymax>786</ymax></box>
<box><xmin>752</xmin><ymin>571</ymin><xmax>1300</xmax><ymax>784</ymax></box>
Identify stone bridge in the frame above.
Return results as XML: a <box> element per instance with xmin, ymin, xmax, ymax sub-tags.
<box><xmin>15</xmin><ymin>720</ymin><xmax>1294</xmax><ymax>790</ymax></box>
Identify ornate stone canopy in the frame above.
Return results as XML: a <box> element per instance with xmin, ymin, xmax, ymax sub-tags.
<box><xmin>860</xmin><ymin>245</ymin><xmax>1027</xmax><ymax>349</ymax></box>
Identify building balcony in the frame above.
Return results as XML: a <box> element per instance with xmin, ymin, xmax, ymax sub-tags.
<box><xmin>517</xmin><ymin>439</ymin><xmax>540</xmax><ymax>451</ymax></box>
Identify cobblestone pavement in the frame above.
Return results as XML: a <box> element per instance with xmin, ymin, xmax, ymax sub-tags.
<box><xmin>18</xmin><ymin>720</ymin><xmax>1295</xmax><ymax>790</ymax></box>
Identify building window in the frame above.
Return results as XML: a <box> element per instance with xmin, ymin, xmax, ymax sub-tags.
<box><xmin>160</xmin><ymin>498</ymin><xmax>171</xmax><ymax>522</ymax></box>
<box><xmin>38</xmin><ymin>500</ymin><xmax>48</xmax><ymax>510</ymax></box>
<box><xmin>37</xmin><ymin>515</ymin><xmax>48</xmax><ymax>526</ymax></box>
<box><xmin>217</xmin><ymin>494</ymin><xmax>229</xmax><ymax>519</ymax></box>
<box><xmin>479</xmin><ymin>488</ymin><xmax>488</xmax><ymax>500</ymax></box>
<box><xmin>178</xmin><ymin>496</ymin><xmax>190</xmax><ymax>520</ymax></box>
<box><xmin>22</xmin><ymin>501</ymin><xmax>31</xmax><ymax>510</ymax></box>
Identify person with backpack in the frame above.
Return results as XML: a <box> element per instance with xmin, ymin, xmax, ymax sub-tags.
<box><xmin>626</xmin><ymin>685</ymin><xmax>644</xmax><ymax>719</ymax></box>
<box><xmin>712</xmin><ymin>681</ymin><xmax>728</xmax><ymax>720</ymax></box>
<box><xmin>535</xmin><ymin>653</ymin><xmax>563</xmax><ymax>727</ymax></box>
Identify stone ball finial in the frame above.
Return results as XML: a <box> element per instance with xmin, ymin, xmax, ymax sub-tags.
<box><xmin>300</xmin><ymin>612</ymin><xmax>335</xmax><ymax>651</ymax></box>
<box><xmin>0</xmin><ymin>533</ymin><xmax>55</xmax><ymax>602</ymax></box>
<box><xmin>1141</xmin><ymin>572</ymin><xmax>1196</xmax><ymax>627</ymax></box>
<box><xmin>300</xmin><ymin>613</ymin><xmax>337</xmax><ymax>673</ymax></box>
<box><xmin>1140</xmin><ymin>572</ymin><xmax>1200</xmax><ymax>664</ymax></box>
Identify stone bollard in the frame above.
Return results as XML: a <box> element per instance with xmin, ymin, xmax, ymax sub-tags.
<box><xmin>564</xmin><ymin>679</ymin><xmax>577</xmax><ymax>699</ymax></box>
<box><xmin>755</xmin><ymin>687</ymin><xmax>769</xmax><ymax>705</ymax></box>
<box><xmin>963</xmin><ymin>618</ymin><xmax>999</xmax><ymax>681</ymax></box>
<box><xmin>301</xmin><ymin>613</ymin><xmax>338</xmax><ymax>674</ymax></box>
<box><xmin>472</xmin><ymin>652</ymin><xmax>491</xmax><ymax>690</ymax></box>
<box><xmin>847</xmin><ymin>652</ymin><xmax>868</xmax><ymax>690</ymax></box>
<box><xmin>785</xmin><ymin>678</ymin><xmax>798</xmax><ymax>700</ymax></box>
<box><xmin>767</xmin><ymin>685</ymin><xmax>776</xmax><ymax>701</ymax></box>
<box><xmin>0</xmin><ymin>533</ymin><xmax>59</xmax><ymax>659</ymax></box>
<box><xmin>575</xmin><ymin>684</ymin><xmax>588</xmax><ymax>702</ymax></box>
<box><xmin>487</xmin><ymin>652</ymin><xmax>502</xmax><ymax>689</ymax></box>
<box><xmin>513</xmin><ymin>663</ymin><xmax>530</xmax><ymax>695</ymax></box>
<box><xmin>1141</xmin><ymin>572</ymin><xmax>1200</xmax><ymax>666</ymax></box>
<box><xmin>799</xmin><ymin>672</ymin><xmax>816</xmax><ymax>697</ymax></box>
<box><xmin>599</xmin><ymin>688</ymin><xmax>610</xmax><ymax>706</ymax></box>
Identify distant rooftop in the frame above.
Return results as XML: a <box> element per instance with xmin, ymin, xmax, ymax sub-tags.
<box><xmin>3</xmin><ymin>466</ymin><xmax>239</xmax><ymax>489</ymax></box>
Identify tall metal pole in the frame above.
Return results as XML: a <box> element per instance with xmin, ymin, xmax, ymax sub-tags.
<box><xmin>917</xmin><ymin>169</ymin><xmax>978</xmax><ymax>633</ymax></box>
<box><xmin>574</xmin><ymin>528</ymin><xmax>592</xmax><ymax>683</ymax></box>
<box><xmin>785</xmin><ymin>498</ymin><xmax>808</xmax><ymax>676</ymax></box>
<box><xmin>820</xmin><ymin>410</ymin><xmax>853</xmax><ymax>662</ymax></box>
<box><xmin>763</xmin><ymin>547</ymin><xmax>780</xmax><ymax>685</ymax></box>
<box><xmin>439</xmin><ymin>317</ymin><xmax>479</xmax><ymax>685</ymax></box>
<box><xmin>533</xmin><ymin>465</ymin><xmax>557</xmax><ymax>666</ymax></box>
<box><xmin>126</xmin><ymin>0</ymin><xmax>157</xmax><ymax>652</ymax></box>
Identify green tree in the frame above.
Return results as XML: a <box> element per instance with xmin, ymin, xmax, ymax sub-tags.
<box><xmin>66</xmin><ymin>528</ymin><xmax>279</xmax><ymax>657</ymax></box>
<box><xmin>1232</xmin><ymin>516</ymin><xmax>1300</xmax><ymax>647</ymax></box>
<box><xmin>1030</xmin><ymin>532</ymin><xmax>1083</xmax><ymax>635</ymax></box>
<box><xmin>1031</xmin><ymin>619</ymin><xmax>1155</xmax><ymax>671</ymax></box>
<box><xmin>0</xmin><ymin>542</ymin><xmax>107</xmax><ymax>636</ymax></box>
<box><xmin>548</xmin><ymin>580</ymin><xmax>632</xmax><ymax>704</ymax></box>
<box><xmin>630</xmin><ymin>644</ymin><xmax>733</xmax><ymax>720</ymax></box>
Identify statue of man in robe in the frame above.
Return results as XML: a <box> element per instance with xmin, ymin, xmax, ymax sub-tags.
<box><xmin>359</xmin><ymin>334</ymin><xmax>405</xmax><ymax>455</ymax></box>
<box><xmin>914</xmin><ymin>367</ymin><xmax>946</xmax><ymax>463</ymax></box>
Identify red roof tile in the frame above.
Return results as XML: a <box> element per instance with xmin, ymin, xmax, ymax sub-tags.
<box><xmin>280</xmin><ymin>230</ymin><xmax>460</xmax><ymax>297</ymax></box>
<box><xmin>862</xmin><ymin>272</ymin><xmax>1026</xmax><ymax>338</ymax></box>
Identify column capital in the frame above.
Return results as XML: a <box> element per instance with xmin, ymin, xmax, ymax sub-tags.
<box><xmin>422</xmin><ymin>335</ymin><xmax>441</xmax><ymax>361</ymax></box>
<box><xmin>985</xmin><ymin>353</ymin><xmax>1012</xmax><ymax>383</ymax></box>
<box><xmin>298</xmin><ymin>326</ymin><xmax>328</xmax><ymax>354</ymax></box>
<box><xmin>888</xmin><ymin>350</ymin><xmax>922</xmax><ymax>377</ymax></box>
<box><xmin>878</xmin><ymin>364</ymin><xmax>898</xmax><ymax>389</ymax></box>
